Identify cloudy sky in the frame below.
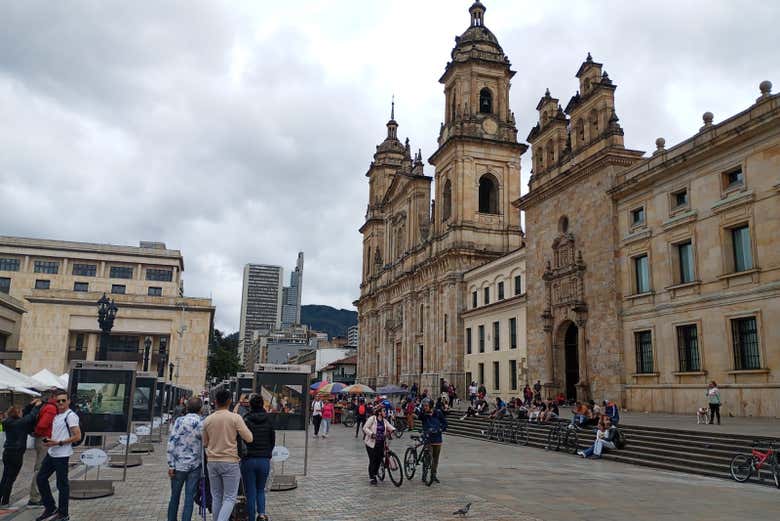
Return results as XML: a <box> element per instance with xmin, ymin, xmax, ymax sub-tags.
<box><xmin>1</xmin><ymin>1</ymin><xmax>776</xmax><ymax>332</ymax></box>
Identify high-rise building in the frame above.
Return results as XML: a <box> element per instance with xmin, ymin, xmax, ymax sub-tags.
<box><xmin>281</xmin><ymin>252</ymin><xmax>304</xmax><ymax>328</ymax></box>
<box><xmin>239</xmin><ymin>264</ymin><xmax>283</xmax><ymax>364</ymax></box>
<box><xmin>346</xmin><ymin>324</ymin><xmax>359</xmax><ymax>348</ymax></box>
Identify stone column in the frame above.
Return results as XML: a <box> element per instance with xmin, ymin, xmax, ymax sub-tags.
<box><xmin>86</xmin><ymin>333</ymin><xmax>98</xmax><ymax>361</ymax></box>
<box><xmin>576</xmin><ymin>319</ymin><xmax>589</xmax><ymax>401</ymax></box>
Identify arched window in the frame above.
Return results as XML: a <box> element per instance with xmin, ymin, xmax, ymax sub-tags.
<box><xmin>576</xmin><ymin>119</ymin><xmax>585</xmax><ymax>146</ymax></box>
<box><xmin>478</xmin><ymin>174</ymin><xmax>499</xmax><ymax>214</ymax></box>
<box><xmin>546</xmin><ymin>141</ymin><xmax>555</xmax><ymax>165</ymax></box>
<box><xmin>479</xmin><ymin>88</ymin><xmax>492</xmax><ymax>114</ymax></box>
<box><xmin>442</xmin><ymin>179</ymin><xmax>452</xmax><ymax>221</ymax></box>
<box><xmin>589</xmin><ymin>109</ymin><xmax>599</xmax><ymax>135</ymax></box>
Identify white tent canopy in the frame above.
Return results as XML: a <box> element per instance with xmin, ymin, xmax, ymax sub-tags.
<box><xmin>0</xmin><ymin>364</ymin><xmax>43</xmax><ymax>395</ymax></box>
<box><xmin>32</xmin><ymin>369</ymin><xmax>67</xmax><ymax>389</ymax></box>
<box><xmin>60</xmin><ymin>373</ymin><xmax>69</xmax><ymax>388</ymax></box>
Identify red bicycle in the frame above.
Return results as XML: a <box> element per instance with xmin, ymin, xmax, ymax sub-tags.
<box><xmin>729</xmin><ymin>440</ymin><xmax>780</xmax><ymax>487</ymax></box>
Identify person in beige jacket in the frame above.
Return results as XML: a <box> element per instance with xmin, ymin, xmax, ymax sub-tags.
<box><xmin>203</xmin><ymin>389</ymin><xmax>253</xmax><ymax>521</ymax></box>
<box><xmin>362</xmin><ymin>406</ymin><xmax>396</xmax><ymax>485</ymax></box>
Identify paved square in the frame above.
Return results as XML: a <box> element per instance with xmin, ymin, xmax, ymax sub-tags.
<box><xmin>2</xmin><ymin>423</ymin><xmax>778</xmax><ymax>520</ymax></box>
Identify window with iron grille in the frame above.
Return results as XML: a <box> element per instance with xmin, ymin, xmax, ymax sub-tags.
<box><xmin>146</xmin><ymin>268</ymin><xmax>173</xmax><ymax>281</ymax></box>
<box><xmin>493</xmin><ymin>321</ymin><xmax>500</xmax><ymax>351</ymax></box>
<box><xmin>478</xmin><ymin>325</ymin><xmax>485</xmax><ymax>353</ymax></box>
<box><xmin>676</xmin><ymin>324</ymin><xmax>700</xmax><ymax>372</ymax></box>
<box><xmin>498</xmin><ymin>281</ymin><xmax>504</xmax><ymax>300</ymax></box>
<box><xmin>634</xmin><ymin>330</ymin><xmax>654</xmax><ymax>373</ymax></box>
<box><xmin>148</xmin><ymin>287</ymin><xmax>162</xmax><ymax>297</ymax></box>
<box><xmin>111</xmin><ymin>284</ymin><xmax>126</xmax><ymax>294</ymax></box>
<box><xmin>509</xmin><ymin>318</ymin><xmax>517</xmax><ymax>349</ymax></box>
<box><xmin>73</xmin><ymin>282</ymin><xmax>89</xmax><ymax>292</ymax></box>
<box><xmin>72</xmin><ymin>263</ymin><xmax>97</xmax><ymax>277</ymax></box>
<box><xmin>0</xmin><ymin>277</ymin><xmax>10</xmax><ymax>294</ymax></box>
<box><xmin>34</xmin><ymin>260</ymin><xmax>59</xmax><ymax>274</ymax></box>
<box><xmin>466</xmin><ymin>328</ymin><xmax>472</xmax><ymax>354</ymax></box>
<box><xmin>0</xmin><ymin>258</ymin><xmax>20</xmax><ymax>272</ymax></box>
<box><xmin>510</xmin><ymin>360</ymin><xmax>517</xmax><ymax>390</ymax></box>
<box><xmin>110</xmin><ymin>266</ymin><xmax>134</xmax><ymax>279</ymax></box>
<box><xmin>34</xmin><ymin>279</ymin><xmax>50</xmax><ymax>290</ymax></box>
<box><xmin>731</xmin><ymin>317</ymin><xmax>760</xmax><ymax>370</ymax></box>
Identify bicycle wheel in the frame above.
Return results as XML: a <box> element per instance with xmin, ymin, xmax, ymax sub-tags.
<box><xmin>377</xmin><ymin>460</ymin><xmax>386</xmax><ymax>482</ymax></box>
<box><xmin>772</xmin><ymin>456</ymin><xmax>780</xmax><ymax>489</ymax></box>
<box><xmin>386</xmin><ymin>450</ymin><xmax>404</xmax><ymax>487</ymax></box>
<box><xmin>421</xmin><ymin>448</ymin><xmax>434</xmax><ymax>487</ymax></box>
<box><xmin>403</xmin><ymin>447</ymin><xmax>417</xmax><ymax>480</ymax></box>
<box><xmin>506</xmin><ymin>422</ymin><xmax>517</xmax><ymax>444</ymax></box>
<box><xmin>729</xmin><ymin>454</ymin><xmax>753</xmax><ymax>482</ymax></box>
<box><xmin>563</xmin><ymin>428</ymin><xmax>579</xmax><ymax>454</ymax></box>
<box><xmin>546</xmin><ymin>427</ymin><xmax>560</xmax><ymax>451</ymax></box>
<box><xmin>496</xmin><ymin>421</ymin><xmax>505</xmax><ymax>442</ymax></box>
<box><xmin>517</xmin><ymin>422</ymin><xmax>529</xmax><ymax>446</ymax></box>
<box><xmin>343</xmin><ymin>416</ymin><xmax>355</xmax><ymax>428</ymax></box>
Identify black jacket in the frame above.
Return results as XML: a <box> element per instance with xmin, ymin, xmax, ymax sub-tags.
<box><xmin>242</xmin><ymin>410</ymin><xmax>275</xmax><ymax>459</ymax></box>
<box><xmin>2</xmin><ymin>404</ymin><xmax>40</xmax><ymax>451</ymax></box>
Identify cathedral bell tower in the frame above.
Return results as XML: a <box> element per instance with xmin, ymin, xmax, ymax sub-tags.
<box><xmin>429</xmin><ymin>1</ymin><xmax>526</xmax><ymax>250</ymax></box>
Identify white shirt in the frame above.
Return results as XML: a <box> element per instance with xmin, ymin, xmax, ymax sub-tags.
<box><xmin>468</xmin><ymin>385</ymin><xmax>477</xmax><ymax>395</ymax></box>
<box><xmin>48</xmin><ymin>410</ymin><xmax>79</xmax><ymax>457</ymax></box>
<box><xmin>312</xmin><ymin>401</ymin><xmax>323</xmax><ymax>416</ymax></box>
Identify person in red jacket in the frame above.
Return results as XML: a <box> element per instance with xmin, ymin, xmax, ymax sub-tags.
<box><xmin>28</xmin><ymin>389</ymin><xmax>59</xmax><ymax>506</ymax></box>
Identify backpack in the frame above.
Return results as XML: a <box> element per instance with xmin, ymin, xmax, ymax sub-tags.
<box><xmin>613</xmin><ymin>428</ymin><xmax>627</xmax><ymax>449</ymax></box>
<box><xmin>66</xmin><ymin>410</ymin><xmax>86</xmax><ymax>447</ymax></box>
<box><xmin>358</xmin><ymin>404</ymin><xmax>366</xmax><ymax>416</ymax></box>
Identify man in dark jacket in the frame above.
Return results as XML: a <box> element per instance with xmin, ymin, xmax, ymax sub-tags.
<box><xmin>241</xmin><ymin>395</ymin><xmax>275</xmax><ymax>521</ymax></box>
<box><xmin>1</xmin><ymin>400</ymin><xmax>41</xmax><ymax>505</ymax></box>
<box><xmin>417</xmin><ymin>399</ymin><xmax>447</xmax><ymax>484</ymax></box>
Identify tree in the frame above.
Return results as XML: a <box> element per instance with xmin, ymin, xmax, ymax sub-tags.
<box><xmin>207</xmin><ymin>329</ymin><xmax>241</xmax><ymax>381</ymax></box>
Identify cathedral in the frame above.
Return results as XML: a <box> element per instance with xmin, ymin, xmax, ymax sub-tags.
<box><xmin>357</xmin><ymin>1</ymin><xmax>780</xmax><ymax>415</ymax></box>
<box><xmin>355</xmin><ymin>1</ymin><xmax>525</xmax><ymax>391</ymax></box>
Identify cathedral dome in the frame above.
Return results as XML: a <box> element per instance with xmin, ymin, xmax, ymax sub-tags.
<box><xmin>448</xmin><ymin>1</ymin><xmax>508</xmax><ymax>66</ymax></box>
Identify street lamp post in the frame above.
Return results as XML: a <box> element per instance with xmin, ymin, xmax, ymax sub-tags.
<box><xmin>143</xmin><ymin>337</ymin><xmax>152</xmax><ymax>372</ymax></box>
<box><xmin>169</xmin><ymin>362</ymin><xmax>175</xmax><ymax>382</ymax></box>
<box><xmin>96</xmin><ymin>293</ymin><xmax>118</xmax><ymax>361</ymax></box>
<box><xmin>157</xmin><ymin>338</ymin><xmax>168</xmax><ymax>378</ymax></box>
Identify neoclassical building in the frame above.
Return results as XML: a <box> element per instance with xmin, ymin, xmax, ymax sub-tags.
<box><xmin>355</xmin><ymin>1</ymin><xmax>526</xmax><ymax>391</ymax></box>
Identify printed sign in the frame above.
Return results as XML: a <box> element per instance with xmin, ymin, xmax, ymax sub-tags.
<box><xmin>80</xmin><ymin>449</ymin><xmax>108</xmax><ymax>467</ymax></box>
<box><xmin>118</xmin><ymin>433</ymin><xmax>139</xmax><ymax>446</ymax></box>
<box><xmin>271</xmin><ymin>445</ymin><xmax>290</xmax><ymax>462</ymax></box>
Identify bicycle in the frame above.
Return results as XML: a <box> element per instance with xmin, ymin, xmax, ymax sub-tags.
<box><xmin>392</xmin><ymin>414</ymin><xmax>408</xmax><ymax>439</ymax></box>
<box><xmin>482</xmin><ymin>411</ymin><xmax>509</xmax><ymax>442</ymax></box>
<box><xmin>545</xmin><ymin>421</ymin><xmax>578</xmax><ymax>453</ymax></box>
<box><xmin>729</xmin><ymin>440</ymin><xmax>780</xmax><ymax>487</ymax></box>
<box><xmin>403</xmin><ymin>433</ymin><xmax>434</xmax><ymax>486</ymax></box>
<box><xmin>504</xmin><ymin>414</ymin><xmax>529</xmax><ymax>446</ymax></box>
<box><xmin>376</xmin><ymin>435</ymin><xmax>403</xmax><ymax>487</ymax></box>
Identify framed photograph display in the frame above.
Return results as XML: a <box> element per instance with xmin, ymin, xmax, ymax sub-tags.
<box><xmin>133</xmin><ymin>373</ymin><xmax>157</xmax><ymax>423</ymax></box>
<box><xmin>254</xmin><ymin>364</ymin><xmax>310</xmax><ymax>431</ymax></box>
<box><xmin>153</xmin><ymin>378</ymin><xmax>165</xmax><ymax>418</ymax></box>
<box><xmin>69</xmin><ymin>361</ymin><xmax>136</xmax><ymax>434</ymax></box>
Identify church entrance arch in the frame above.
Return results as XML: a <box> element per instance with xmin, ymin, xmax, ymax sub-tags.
<box><xmin>561</xmin><ymin>322</ymin><xmax>579</xmax><ymax>401</ymax></box>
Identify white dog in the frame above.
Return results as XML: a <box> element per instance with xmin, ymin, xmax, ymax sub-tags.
<box><xmin>696</xmin><ymin>407</ymin><xmax>710</xmax><ymax>424</ymax></box>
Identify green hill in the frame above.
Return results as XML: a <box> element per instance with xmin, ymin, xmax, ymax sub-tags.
<box><xmin>301</xmin><ymin>304</ymin><xmax>357</xmax><ymax>339</ymax></box>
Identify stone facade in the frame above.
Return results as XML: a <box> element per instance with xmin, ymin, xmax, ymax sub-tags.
<box><xmin>0</xmin><ymin>292</ymin><xmax>26</xmax><ymax>369</ymax></box>
<box><xmin>355</xmin><ymin>2</ymin><xmax>526</xmax><ymax>392</ymax></box>
<box><xmin>0</xmin><ymin>236</ymin><xmax>214</xmax><ymax>391</ymax></box>
<box><xmin>462</xmin><ymin>247</ymin><xmax>527</xmax><ymax>401</ymax></box>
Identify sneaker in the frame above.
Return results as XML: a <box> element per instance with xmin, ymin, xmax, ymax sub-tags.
<box><xmin>34</xmin><ymin>510</ymin><xmax>57</xmax><ymax>521</ymax></box>
<box><xmin>27</xmin><ymin>500</ymin><xmax>44</xmax><ymax>507</ymax></box>
<box><xmin>370</xmin><ymin>478</ymin><xmax>377</xmax><ymax>485</ymax></box>
<box><xmin>432</xmin><ymin>476</ymin><xmax>440</xmax><ymax>484</ymax></box>
<box><xmin>577</xmin><ymin>450</ymin><xmax>585</xmax><ymax>458</ymax></box>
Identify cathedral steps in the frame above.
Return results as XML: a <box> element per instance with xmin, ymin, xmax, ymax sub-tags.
<box><xmin>436</xmin><ymin>415</ymin><xmax>780</xmax><ymax>485</ymax></box>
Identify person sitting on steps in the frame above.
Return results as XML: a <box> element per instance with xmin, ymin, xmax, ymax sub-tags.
<box><xmin>578</xmin><ymin>417</ymin><xmax>617</xmax><ymax>459</ymax></box>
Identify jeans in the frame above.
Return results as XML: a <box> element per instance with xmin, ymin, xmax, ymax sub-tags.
<box><xmin>582</xmin><ymin>438</ymin><xmax>616</xmax><ymax>458</ymax></box>
<box><xmin>709</xmin><ymin>404</ymin><xmax>721</xmax><ymax>424</ymax></box>
<box><xmin>29</xmin><ymin>437</ymin><xmax>47</xmax><ymax>502</ymax></box>
<box><xmin>0</xmin><ymin>448</ymin><xmax>25</xmax><ymax>504</ymax></box>
<box><xmin>355</xmin><ymin>417</ymin><xmax>366</xmax><ymax>437</ymax></box>
<box><xmin>241</xmin><ymin>457</ymin><xmax>270</xmax><ymax>521</ymax></box>
<box><xmin>37</xmin><ymin>454</ymin><xmax>69</xmax><ymax>516</ymax></box>
<box><xmin>208</xmin><ymin>461</ymin><xmax>242</xmax><ymax>521</ymax></box>
<box><xmin>312</xmin><ymin>415</ymin><xmax>322</xmax><ymax>435</ymax></box>
<box><xmin>167</xmin><ymin>466</ymin><xmax>201</xmax><ymax>521</ymax></box>
<box><xmin>321</xmin><ymin>418</ymin><xmax>330</xmax><ymax>436</ymax></box>
<box><xmin>365</xmin><ymin>441</ymin><xmax>384</xmax><ymax>479</ymax></box>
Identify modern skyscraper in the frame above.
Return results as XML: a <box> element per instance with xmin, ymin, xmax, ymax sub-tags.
<box><xmin>239</xmin><ymin>264</ymin><xmax>283</xmax><ymax>364</ymax></box>
<box><xmin>281</xmin><ymin>252</ymin><xmax>304</xmax><ymax>328</ymax></box>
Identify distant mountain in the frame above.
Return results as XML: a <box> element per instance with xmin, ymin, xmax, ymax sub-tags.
<box><xmin>301</xmin><ymin>305</ymin><xmax>357</xmax><ymax>339</ymax></box>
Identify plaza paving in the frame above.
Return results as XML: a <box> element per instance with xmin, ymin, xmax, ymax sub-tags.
<box><xmin>1</xmin><ymin>422</ymin><xmax>779</xmax><ymax>521</ymax></box>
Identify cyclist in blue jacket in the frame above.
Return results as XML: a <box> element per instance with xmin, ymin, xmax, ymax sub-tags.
<box><xmin>416</xmin><ymin>398</ymin><xmax>447</xmax><ymax>483</ymax></box>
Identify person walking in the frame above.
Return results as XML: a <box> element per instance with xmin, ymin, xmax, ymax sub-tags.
<box><xmin>707</xmin><ymin>381</ymin><xmax>722</xmax><ymax>425</ymax></box>
<box><xmin>355</xmin><ymin>398</ymin><xmax>368</xmax><ymax>438</ymax></box>
<box><xmin>362</xmin><ymin>406</ymin><xmax>396</xmax><ymax>485</ymax></box>
<box><xmin>28</xmin><ymin>389</ymin><xmax>58</xmax><ymax>507</ymax></box>
<box><xmin>321</xmin><ymin>399</ymin><xmax>334</xmax><ymax>438</ymax></box>
<box><xmin>311</xmin><ymin>396</ymin><xmax>323</xmax><ymax>438</ymax></box>
<box><xmin>166</xmin><ymin>397</ymin><xmax>204</xmax><ymax>521</ymax></box>
<box><xmin>35</xmin><ymin>390</ymin><xmax>81</xmax><ymax>521</ymax></box>
<box><xmin>202</xmin><ymin>389</ymin><xmax>253</xmax><ymax>521</ymax></box>
<box><xmin>533</xmin><ymin>380</ymin><xmax>542</xmax><ymax>402</ymax></box>
<box><xmin>241</xmin><ymin>395</ymin><xmax>275</xmax><ymax>521</ymax></box>
<box><xmin>522</xmin><ymin>384</ymin><xmax>533</xmax><ymax>406</ymax></box>
<box><xmin>417</xmin><ymin>398</ymin><xmax>447</xmax><ymax>484</ymax></box>
<box><xmin>0</xmin><ymin>400</ymin><xmax>41</xmax><ymax>506</ymax></box>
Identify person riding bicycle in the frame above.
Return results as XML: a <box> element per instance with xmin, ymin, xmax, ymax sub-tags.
<box><xmin>416</xmin><ymin>398</ymin><xmax>447</xmax><ymax>484</ymax></box>
<box><xmin>363</xmin><ymin>405</ymin><xmax>396</xmax><ymax>485</ymax></box>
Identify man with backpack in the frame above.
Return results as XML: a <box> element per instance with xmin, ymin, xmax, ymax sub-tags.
<box><xmin>354</xmin><ymin>398</ymin><xmax>367</xmax><ymax>438</ymax></box>
<box><xmin>28</xmin><ymin>389</ymin><xmax>58</xmax><ymax>507</ymax></box>
<box><xmin>35</xmin><ymin>390</ymin><xmax>81</xmax><ymax>521</ymax></box>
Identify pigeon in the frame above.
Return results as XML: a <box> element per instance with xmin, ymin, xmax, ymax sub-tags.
<box><xmin>453</xmin><ymin>503</ymin><xmax>471</xmax><ymax>517</ymax></box>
